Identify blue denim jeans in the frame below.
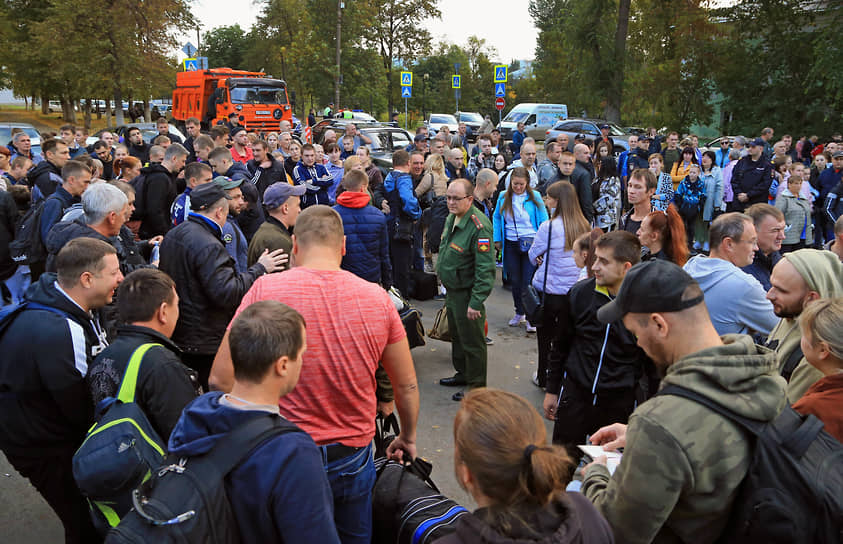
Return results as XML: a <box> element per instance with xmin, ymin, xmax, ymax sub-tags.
<box><xmin>319</xmin><ymin>442</ymin><xmax>375</xmax><ymax>544</ymax></box>
<box><xmin>503</xmin><ymin>239</ymin><xmax>536</xmax><ymax>316</ymax></box>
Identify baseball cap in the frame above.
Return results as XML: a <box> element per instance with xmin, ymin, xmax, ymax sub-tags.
<box><xmin>190</xmin><ymin>183</ymin><xmax>232</xmax><ymax>211</ymax></box>
<box><xmin>638</xmin><ymin>134</ymin><xmax>650</xmax><ymax>141</ymax></box>
<box><xmin>414</xmin><ymin>133</ymin><xmax>427</xmax><ymax>142</ymax></box>
<box><xmin>749</xmin><ymin>137</ymin><xmax>765</xmax><ymax>147</ymax></box>
<box><xmin>597</xmin><ymin>260</ymin><xmax>705</xmax><ymax>324</ymax></box>
<box><xmin>832</xmin><ymin>151</ymin><xmax>843</xmax><ymax>159</ymax></box>
<box><xmin>230</xmin><ymin>126</ymin><xmax>246</xmax><ymax>138</ymax></box>
<box><xmin>575</xmin><ymin>133</ymin><xmax>587</xmax><ymax>140</ymax></box>
<box><xmin>263</xmin><ymin>182</ymin><xmax>306</xmax><ymax>209</ymax></box>
<box><xmin>599</xmin><ymin>123</ymin><xmax>610</xmax><ymax>129</ymax></box>
<box><xmin>212</xmin><ymin>175</ymin><xmax>242</xmax><ymax>191</ymax></box>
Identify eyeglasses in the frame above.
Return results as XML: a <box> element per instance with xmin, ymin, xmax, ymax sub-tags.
<box><xmin>446</xmin><ymin>196</ymin><xmax>471</xmax><ymax>202</ymax></box>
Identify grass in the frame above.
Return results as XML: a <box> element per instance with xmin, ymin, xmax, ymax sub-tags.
<box><xmin>0</xmin><ymin>105</ymin><xmax>116</xmax><ymax>133</ymax></box>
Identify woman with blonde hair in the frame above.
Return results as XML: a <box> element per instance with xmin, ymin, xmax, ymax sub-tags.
<box><xmin>438</xmin><ymin>388</ymin><xmax>613</xmax><ymax>543</ymax></box>
<box><xmin>528</xmin><ymin>181</ymin><xmax>591</xmax><ymax>388</ymax></box>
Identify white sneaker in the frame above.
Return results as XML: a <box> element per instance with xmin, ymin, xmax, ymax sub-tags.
<box><xmin>532</xmin><ymin>370</ymin><xmax>540</xmax><ymax>386</ymax></box>
<box><xmin>508</xmin><ymin>314</ymin><xmax>525</xmax><ymax>327</ymax></box>
<box><xmin>526</xmin><ymin>322</ymin><xmax>537</xmax><ymax>333</ymax></box>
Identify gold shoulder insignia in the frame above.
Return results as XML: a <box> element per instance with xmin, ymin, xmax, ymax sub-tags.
<box><xmin>470</xmin><ymin>214</ymin><xmax>483</xmax><ymax>230</ymax></box>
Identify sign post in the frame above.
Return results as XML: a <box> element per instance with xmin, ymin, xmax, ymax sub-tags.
<box><xmin>493</xmin><ymin>65</ymin><xmax>508</xmax><ymax>128</ymax></box>
<box><xmin>495</xmin><ymin>97</ymin><xmax>505</xmax><ymax>127</ymax></box>
<box><xmin>400</xmin><ymin>71</ymin><xmax>413</xmax><ymax>130</ymax></box>
<box><xmin>453</xmin><ymin>63</ymin><xmax>461</xmax><ymax>114</ymax></box>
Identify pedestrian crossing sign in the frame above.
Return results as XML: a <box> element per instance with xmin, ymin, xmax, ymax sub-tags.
<box><xmin>494</xmin><ymin>65</ymin><xmax>508</xmax><ymax>83</ymax></box>
<box><xmin>401</xmin><ymin>86</ymin><xmax>412</xmax><ymax>98</ymax></box>
<box><xmin>452</xmin><ymin>75</ymin><xmax>461</xmax><ymax>89</ymax></box>
<box><xmin>400</xmin><ymin>71</ymin><xmax>413</xmax><ymax>86</ymax></box>
<box><xmin>495</xmin><ymin>83</ymin><xmax>506</xmax><ymax>97</ymax></box>
<box><xmin>183</xmin><ymin>58</ymin><xmax>198</xmax><ymax>71</ymax></box>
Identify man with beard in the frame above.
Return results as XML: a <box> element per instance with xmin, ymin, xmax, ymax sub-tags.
<box><xmin>214</xmin><ymin>176</ymin><xmax>250</xmax><ymax>273</ymax></box>
<box><xmin>765</xmin><ymin>249</ymin><xmax>843</xmax><ymax>402</ymax></box>
<box><xmin>247</xmin><ymin>139</ymin><xmax>288</xmax><ymax>198</ymax></box>
<box><xmin>126</xmin><ymin>126</ymin><xmax>151</xmax><ymax>164</ymax></box>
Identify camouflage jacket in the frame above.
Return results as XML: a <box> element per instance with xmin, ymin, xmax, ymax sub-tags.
<box><xmin>582</xmin><ymin>334</ymin><xmax>787</xmax><ymax>544</ymax></box>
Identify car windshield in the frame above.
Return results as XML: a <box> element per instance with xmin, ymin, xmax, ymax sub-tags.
<box><xmin>0</xmin><ymin>126</ymin><xmax>40</xmax><ymax>145</ymax></box>
<box><xmin>366</xmin><ymin>132</ymin><xmax>385</xmax><ymax>151</ymax></box>
<box><xmin>229</xmin><ymin>86</ymin><xmax>287</xmax><ymax>105</ymax></box>
<box><xmin>459</xmin><ymin>112</ymin><xmax>483</xmax><ymax>123</ymax></box>
<box><xmin>430</xmin><ymin>115</ymin><xmax>456</xmax><ymax>124</ymax></box>
<box><xmin>607</xmin><ymin>123</ymin><xmax>626</xmax><ymax>136</ymax></box>
<box><xmin>503</xmin><ymin>111</ymin><xmax>530</xmax><ymax>123</ymax></box>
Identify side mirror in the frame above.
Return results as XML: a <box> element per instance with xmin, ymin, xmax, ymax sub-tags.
<box><xmin>214</xmin><ymin>88</ymin><xmax>225</xmax><ymax>105</ymax></box>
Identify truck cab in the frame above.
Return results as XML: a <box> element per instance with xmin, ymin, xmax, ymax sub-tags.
<box><xmin>172</xmin><ymin>68</ymin><xmax>294</xmax><ymax>132</ymax></box>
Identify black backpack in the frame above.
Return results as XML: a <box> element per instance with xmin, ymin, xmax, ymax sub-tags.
<box><xmin>105</xmin><ymin>414</ymin><xmax>302</xmax><ymax>543</ymax></box>
<box><xmin>659</xmin><ymin>385</ymin><xmax>843</xmax><ymax>544</ymax></box>
<box><xmin>8</xmin><ymin>194</ymin><xmax>63</xmax><ymax>265</ymax></box>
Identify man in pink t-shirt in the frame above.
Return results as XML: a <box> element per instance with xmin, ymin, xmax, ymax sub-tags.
<box><xmin>210</xmin><ymin>205</ymin><xmax>419</xmax><ymax>544</ymax></box>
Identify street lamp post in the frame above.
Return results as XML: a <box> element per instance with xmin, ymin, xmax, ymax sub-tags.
<box><xmin>423</xmin><ymin>73</ymin><xmax>429</xmax><ymax>121</ymax></box>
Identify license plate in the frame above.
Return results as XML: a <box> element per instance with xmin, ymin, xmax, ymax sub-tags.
<box><xmin>256</xmin><ymin>110</ymin><xmax>270</xmax><ymax>115</ymax></box>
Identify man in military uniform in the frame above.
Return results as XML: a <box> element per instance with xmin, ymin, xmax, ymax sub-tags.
<box><xmin>436</xmin><ymin>178</ymin><xmax>496</xmax><ymax>401</ymax></box>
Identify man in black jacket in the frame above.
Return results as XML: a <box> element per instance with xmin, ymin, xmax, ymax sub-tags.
<box><xmin>27</xmin><ymin>139</ymin><xmax>70</xmax><ymax>201</ymax></box>
<box><xmin>126</xmin><ymin>126</ymin><xmax>151</xmax><ymax>164</ymax></box>
<box><xmin>138</xmin><ymin>143</ymin><xmax>188</xmax><ymax>239</ymax></box>
<box><xmin>159</xmin><ymin>183</ymin><xmax>287</xmax><ymax>389</ymax></box>
<box><xmin>87</xmin><ymin>268</ymin><xmax>199</xmax><ymax>441</ymax></box>
<box><xmin>729</xmin><ymin>138</ymin><xmax>774</xmax><ymax>212</ymax></box>
<box><xmin>0</xmin><ymin>238</ymin><xmax>121</xmax><ymax>544</ymax></box>
<box><xmin>247</xmin><ymin>139</ymin><xmax>287</xmax><ymax>198</ymax></box>
<box><xmin>542</xmin><ymin>231</ymin><xmax>650</xmax><ymax>459</ymax></box>
<box><xmin>571</xmin><ymin>144</ymin><xmax>595</xmax><ymax>223</ymax></box>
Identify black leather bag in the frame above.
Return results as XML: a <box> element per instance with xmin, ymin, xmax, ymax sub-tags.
<box><xmin>522</xmin><ymin>221</ymin><xmax>552</xmax><ymax>324</ymax></box>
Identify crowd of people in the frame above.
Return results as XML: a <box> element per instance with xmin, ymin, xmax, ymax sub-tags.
<box><xmin>0</xmin><ymin>113</ymin><xmax>841</xmax><ymax>544</ymax></box>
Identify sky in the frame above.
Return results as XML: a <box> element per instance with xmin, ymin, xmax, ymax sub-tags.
<box><xmin>190</xmin><ymin>0</ymin><xmax>538</xmax><ymax>63</ymax></box>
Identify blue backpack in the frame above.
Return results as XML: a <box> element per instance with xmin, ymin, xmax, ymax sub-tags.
<box><xmin>72</xmin><ymin>343</ymin><xmax>166</xmax><ymax>533</ymax></box>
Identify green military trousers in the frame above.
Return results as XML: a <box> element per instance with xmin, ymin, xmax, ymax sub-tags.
<box><xmin>445</xmin><ymin>288</ymin><xmax>487</xmax><ymax>388</ymax></box>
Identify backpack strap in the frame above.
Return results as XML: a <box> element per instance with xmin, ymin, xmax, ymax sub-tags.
<box><xmin>657</xmin><ymin>385</ymin><xmax>766</xmax><ymax>435</ymax></box>
<box><xmin>780</xmin><ymin>345</ymin><xmax>804</xmax><ymax>382</ymax></box>
<box><xmin>116</xmin><ymin>343</ymin><xmax>163</xmax><ymax>403</ymax></box>
<box><xmin>204</xmin><ymin>413</ymin><xmax>303</xmax><ymax>477</ymax></box>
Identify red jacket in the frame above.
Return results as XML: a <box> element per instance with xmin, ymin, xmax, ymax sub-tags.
<box><xmin>792</xmin><ymin>372</ymin><xmax>843</xmax><ymax>443</ymax></box>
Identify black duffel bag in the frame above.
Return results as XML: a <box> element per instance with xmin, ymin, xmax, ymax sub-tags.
<box><xmin>372</xmin><ymin>456</ymin><xmax>468</xmax><ymax>544</ymax></box>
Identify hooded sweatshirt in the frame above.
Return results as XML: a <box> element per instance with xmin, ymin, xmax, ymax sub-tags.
<box><xmin>333</xmin><ymin>191</ymin><xmax>392</xmax><ymax>285</ymax></box>
<box><xmin>435</xmin><ymin>492</ymin><xmax>614</xmax><ymax>544</ymax></box>
<box><xmin>167</xmin><ymin>392</ymin><xmax>340</xmax><ymax>543</ymax></box>
<box><xmin>767</xmin><ymin>249</ymin><xmax>843</xmax><ymax>402</ymax></box>
<box><xmin>683</xmin><ymin>254</ymin><xmax>778</xmax><ymax>336</ymax></box>
<box><xmin>582</xmin><ymin>335</ymin><xmax>787</xmax><ymax>544</ymax></box>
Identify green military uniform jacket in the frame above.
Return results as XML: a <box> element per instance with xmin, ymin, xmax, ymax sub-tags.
<box><xmin>436</xmin><ymin>210</ymin><xmax>495</xmax><ymax>311</ymax></box>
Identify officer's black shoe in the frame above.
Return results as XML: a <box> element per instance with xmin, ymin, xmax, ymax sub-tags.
<box><xmin>452</xmin><ymin>390</ymin><xmax>465</xmax><ymax>401</ymax></box>
<box><xmin>439</xmin><ymin>375</ymin><xmax>467</xmax><ymax>387</ymax></box>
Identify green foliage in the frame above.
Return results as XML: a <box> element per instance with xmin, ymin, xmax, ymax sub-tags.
<box><xmin>202</xmin><ymin>25</ymin><xmax>250</xmax><ymax>69</ymax></box>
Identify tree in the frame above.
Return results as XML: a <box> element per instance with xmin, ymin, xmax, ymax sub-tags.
<box><xmin>361</xmin><ymin>0</ymin><xmax>441</xmax><ymax>114</ymax></box>
<box><xmin>202</xmin><ymin>25</ymin><xmax>250</xmax><ymax>69</ymax></box>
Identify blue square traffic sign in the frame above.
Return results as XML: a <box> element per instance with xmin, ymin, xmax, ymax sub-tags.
<box><xmin>452</xmin><ymin>75</ymin><xmax>461</xmax><ymax>89</ymax></box>
<box><xmin>495</xmin><ymin>83</ymin><xmax>505</xmax><ymax>97</ymax></box>
<box><xmin>400</xmin><ymin>71</ymin><xmax>413</xmax><ymax>86</ymax></box>
<box><xmin>401</xmin><ymin>86</ymin><xmax>412</xmax><ymax>98</ymax></box>
<box><xmin>494</xmin><ymin>65</ymin><xmax>508</xmax><ymax>83</ymax></box>
<box><xmin>183</xmin><ymin>58</ymin><xmax>198</xmax><ymax>71</ymax></box>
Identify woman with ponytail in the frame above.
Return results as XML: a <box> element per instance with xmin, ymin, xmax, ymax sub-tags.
<box><xmin>438</xmin><ymin>388</ymin><xmax>614</xmax><ymax>544</ymax></box>
<box><xmin>636</xmin><ymin>205</ymin><xmax>689</xmax><ymax>266</ymax></box>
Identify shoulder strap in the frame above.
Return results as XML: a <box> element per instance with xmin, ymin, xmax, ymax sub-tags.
<box><xmin>781</xmin><ymin>345</ymin><xmax>804</xmax><ymax>382</ymax></box>
<box><xmin>117</xmin><ymin>343</ymin><xmax>163</xmax><ymax>403</ymax></box>
<box><xmin>541</xmin><ymin>220</ymin><xmax>552</xmax><ymax>294</ymax></box>
<box><xmin>203</xmin><ymin>414</ymin><xmax>303</xmax><ymax>477</ymax></box>
<box><xmin>657</xmin><ymin>385</ymin><xmax>765</xmax><ymax>435</ymax></box>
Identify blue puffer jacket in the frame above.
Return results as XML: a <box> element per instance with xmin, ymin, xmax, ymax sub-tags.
<box><xmin>333</xmin><ymin>191</ymin><xmax>392</xmax><ymax>286</ymax></box>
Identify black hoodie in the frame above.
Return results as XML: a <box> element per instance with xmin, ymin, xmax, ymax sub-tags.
<box><xmin>0</xmin><ymin>274</ymin><xmax>108</xmax><ymax>457</ymax></box>
<box><xmin>26</xmin><ymin>158</ymin><xmax>63</xmax><ymax>199</ymax></box>
<box><xmin>137</xmin><ymin>163</ymin><xmax>176</xmax><ymax>239</ymax></box>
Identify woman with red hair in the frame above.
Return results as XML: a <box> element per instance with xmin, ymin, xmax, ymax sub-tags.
<box><xmin>636</xmin><ymin>204</ymin><xmax>689</xmax><ymax>266</ymax></box>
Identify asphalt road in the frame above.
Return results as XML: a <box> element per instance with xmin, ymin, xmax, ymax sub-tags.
<box><xmin>0</xmin><ymin>268</ymin><xmax>550</xmax><ymax>541</ymax></box>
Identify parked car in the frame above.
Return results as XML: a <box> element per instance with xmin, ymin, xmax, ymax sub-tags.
<box><xmin>426</xmin><ymin>114</ymin><xmax>458</xmax><ymax>136</ymax></box>
<box><xmin>313</xmin><ymin>121</ymin><xmax>411</xmax><ymax>174</ymax></box>
<box><xmin>545</xmin><ymin>118</ymin><xmax>632</xmax><ymax>155</ymax></box>
<box><xmin>497</xmin><ymin>103</ymin><xmax>568</xmax><ymax>141</ymax></box>
<box><xmin>701</xmin><ymin>135</ymin><xmax>746</xmax><ymax>154</ymax></box>
<box><xmin>332</xmin><ymin>110</ymin><xmax>378</xmax><ymax>123</ymax></box>
<box><xmin>85</xmin><ymin>123</ymin><xmax>187</xmax><ymax>147</ymax></box>
<box><xmin>454</xmin><ymin>111</ymin><xmax>483</xmax><ymax>142</ymax></box>
<box><xmin>0</xmin><ymin>122</ymin><xmax>43</xmax><ymax>157</ymax></box>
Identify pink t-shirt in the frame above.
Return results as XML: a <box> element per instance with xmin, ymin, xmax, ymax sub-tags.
<box><xmin>232</xmin><ymin>267</ymin><xmax>405</xmax><ymax>447</ymax></box>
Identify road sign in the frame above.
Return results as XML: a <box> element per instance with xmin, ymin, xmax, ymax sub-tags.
<box><xmin>182</xmin><ymin>42</ymin><xmax>197</xmax><ymax>57</ymax></box>
<box><xmin>400</xmin><ymin>71</ymin><xmax>413</xmax><ymax>86</ymax></box>
<box><xmin>495</xmin><ymin>83</ymin><xmax>505</xmax><ymax>97</ymax></box>
<box><xmin>452</xmin><ymin>75</ymin><xmax>461</xmax><ymax>89</ymax></box>
<box><xmin>401</xmin><ymin>86</ymin><xmax>412</xmax><ymax>98</ymax></box>
<box><xmin>197</xmin><ymin>57</ymin><xmax>208</xmax><ymax>70</ymax></box>
<box><xmin>183</xmin><ymin>58</ymin><xmax>198</xmax><ymax>71</ymax></box>
<box><xmin>494</xmin><ymin>65</ymin><xmax>508</xmax><ymax>83</ymax></box>
<box><xmin>495</xmin><ymin>97</ymin><xmax>505</xmax><ymax>111</ymax></box>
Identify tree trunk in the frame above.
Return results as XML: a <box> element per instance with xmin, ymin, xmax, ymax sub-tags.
<box><xmin>84</xmin><ymin>99</ymin><xmax>92</xmax><ymax>131</ymax></box>
<box><xmin>40</xmin><ymin>94</ymin><xmax>49</xmax><ymax>115</ymax></box>
<box><xmin>106</xmin><ymin>99</ymin><xmax>113</xmax><ymax>129</ymax></box>
<box><xmin>334</xmin><ymin>0</ymin><xmax>342</xmax><ymax>109</ymax></box>
<box><xmin>144</xmin><ymin>99</ymin><xmax>150</xmax><ymax>122</ymax></box>
<box><xmin>114</xmin><ymin>87</ymin><xmax>124</xmax><ymax>126</ymax></box>
<box><xmin>387</xmin><ymin>66</ymin><xmax>394</xmax><ymax>117</ymax></box>
<box><xmin>604</xmin><ymin>0</ymin><xmax>631</xmax><ymax>124</ymax></box>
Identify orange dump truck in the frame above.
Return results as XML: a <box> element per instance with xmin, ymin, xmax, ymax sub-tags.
<box><xmin>172</xmin><ymin>68</ymin><xmax>295</xmax><ymax>131</ymax></box>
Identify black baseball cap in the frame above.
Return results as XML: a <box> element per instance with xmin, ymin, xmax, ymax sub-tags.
<box><xmin>190</xmin><ymin>182</ymin><xmax>232</xmax><ymax>211</ymax></box>
<box><xmin>597</xmin><ymin>260</ymin><xmax>705</xmax><ymax>324</ymax></box>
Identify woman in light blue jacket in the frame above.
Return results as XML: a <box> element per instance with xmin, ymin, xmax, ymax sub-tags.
<box><xmin>493</xmin><ymin>167</ymin><xmax>548</xmax><ymax>331</ymax></box>
<box><xmin>528</xmin><ymin>181</ymin><xmax>591</xmax><ymax>387</ymax></box>
<box><xmin>700</xmin><ymin>150</ymin><xmax>723</xmax><ymax>251</ymax></box>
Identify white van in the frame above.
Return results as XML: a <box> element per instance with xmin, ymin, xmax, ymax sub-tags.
<box><xmin>497</xmin><ymin>103</ymin><xmax>568</xmax><ymax>141</ymax></box>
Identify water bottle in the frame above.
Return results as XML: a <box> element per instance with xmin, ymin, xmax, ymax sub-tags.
<box><xmin>150</xmin><ymin>241</ymin><xmax>160</xmax><ymax>264</ymax></box>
